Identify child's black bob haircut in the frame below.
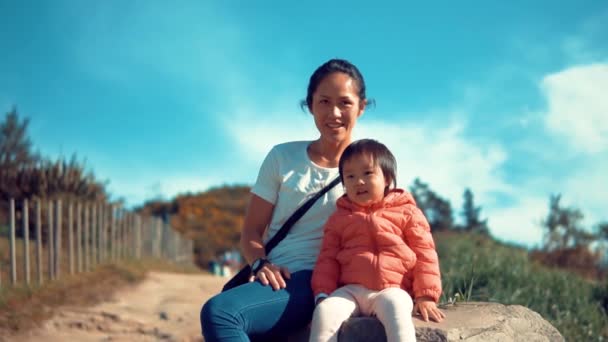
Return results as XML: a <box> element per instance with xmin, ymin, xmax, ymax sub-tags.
<box><xmin>338</xmin><ymin>139</ymin><xmax>397</xmax><ymax>193</ymax></box>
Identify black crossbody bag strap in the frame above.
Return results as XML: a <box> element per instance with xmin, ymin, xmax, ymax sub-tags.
<box><xmin>264</xmin><ymin>176</ymin><xmax>341</xmax><ymax>254</ymax></box>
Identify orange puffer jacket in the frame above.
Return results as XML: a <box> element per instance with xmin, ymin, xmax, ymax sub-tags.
<box><xmin>311</xmin><ymin>189</ymin><xmax>442</xmax><ymax>302</ymax></box>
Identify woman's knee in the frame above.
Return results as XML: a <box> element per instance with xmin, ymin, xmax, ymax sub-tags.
<box><xmin>201</xmin><ymin>295</ymin><xmax>231</xmax><ymax>328</ymax></box>
<box><xmin>200</xmin><ymin>297</ymin><xmax>214</xmax><ymax>327</ymax></box>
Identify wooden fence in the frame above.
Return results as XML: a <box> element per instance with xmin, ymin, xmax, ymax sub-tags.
<box><xmin>0</xmin><ymin>197</ymin><xmax>193</xmax><ymax>287</ymax></box>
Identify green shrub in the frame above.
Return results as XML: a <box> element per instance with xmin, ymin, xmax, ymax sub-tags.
<box><xmin>436</xmin><ymin>231</ymin><xmax>608</xmax><ymax>341</ymax></box>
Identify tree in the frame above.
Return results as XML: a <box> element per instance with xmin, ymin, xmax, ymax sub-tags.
<box><xmin>409</xmin><ymin>178</ymin><xmax>454</xmax><ymax>231</ymax></box>
<box><xmin>595</xmin><ymin>222</ymin><xmax>608</xmax><ymax>268</ymax></box>
<box><xmin>597</xmin><ymin>222</ymin><xmax>608</xmax><ymax>241</ymax></box>
<box><xmin>0</xmin><ymin>107</ymin><xmax>38</xmax><ymax>171</ymax></box>
<box><xmin>542</xmin><ymin>194</ymin><xmax>590</xmax><ymax>251</ymax></box>
<box><xmin>0</xmin><ymin>107</ymin><xmax>40</xmax><ymax>200</ymax></box>
<box><xmin>460</xmin><ymin>188</ymin><xmax>489</xmax><ymax>234</ymax></box>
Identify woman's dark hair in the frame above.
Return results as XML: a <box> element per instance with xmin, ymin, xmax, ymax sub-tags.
<box><xmin>339</xmin><ymin>139</ymin><xmax>397</xmax><ymax>193</ymax></box>
<box><xmin>300</xmin><ymin>58</ymin><xmax>370</xmax><ymax>111</ymax></box>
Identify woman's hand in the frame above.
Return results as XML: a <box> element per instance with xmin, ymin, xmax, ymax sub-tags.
<box><xmin>414</xmin><ymin>296</ymin><xmax>445</xmax><ymax>322</ymax></box>
<box><xmin>248</xmin><ymin>262</ymin><xmax>291</xmax><ymax>290</ymax></box>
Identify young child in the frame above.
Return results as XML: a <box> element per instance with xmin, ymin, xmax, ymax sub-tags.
<box><xmin>310</xmin><ymin>139</ymin><xmax>444</xmax><ymax>342</ymax></box>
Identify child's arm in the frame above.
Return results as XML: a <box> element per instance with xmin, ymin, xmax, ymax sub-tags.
<box><xmin>311</xmin><ymin>214</ymin><xmax>342</xmax><ymax>300</ymax></box>
<box><xmin>403</xmin><ymin>204</ymin><xmax>443</xmax><ymax>320</ymax></box>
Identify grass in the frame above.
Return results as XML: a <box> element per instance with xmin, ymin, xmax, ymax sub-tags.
<box><xmin>435</xmin><ymin>230</ymin><xmax>608</xmax><ymax>341</ymax></box>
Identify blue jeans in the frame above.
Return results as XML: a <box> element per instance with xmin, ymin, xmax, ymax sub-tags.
<box><xmin>201</xmin><ymin>270</ymin><xmax>314</xmax><ymax>342</ymax></box>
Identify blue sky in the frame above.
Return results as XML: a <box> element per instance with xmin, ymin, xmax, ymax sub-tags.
<box><xmin>1</xmin><ymin>1</ymin><xmax>607</xmax><ymax>248</ymax></box>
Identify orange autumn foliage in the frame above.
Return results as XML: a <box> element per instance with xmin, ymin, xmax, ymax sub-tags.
<box><xmin>137</xmin><ymin>185</ymin><xmax>250</xmax><ymax>269</ymax></box>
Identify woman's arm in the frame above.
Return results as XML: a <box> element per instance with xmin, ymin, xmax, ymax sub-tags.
<box><xmin>240</xmin><ymin>194</ymin><xmax>274</xmax><ymax>265</ymax></box>
<box><xmin>239</xmin><ymin>193</ymin><xmax>291</xmax><ymax>290</ymax></box>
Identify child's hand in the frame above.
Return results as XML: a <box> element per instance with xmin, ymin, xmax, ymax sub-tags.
<box><xmin>414</xmin><ymin>296</ymin><xmax>445</xmax><ymax>323</ymax></box>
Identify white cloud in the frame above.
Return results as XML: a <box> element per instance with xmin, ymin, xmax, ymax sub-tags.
<box><xmin>224</xmin><ymin>87</ymin><xmax>607</xmax><ymax>249</ymax></box>
<box><xmin>354</xmin><ymin>119</ymin><xmax>511</xmax><ymax>208</ymax></box>
<box><xmin>155</xmin><ymin>176</ymin><xmax>216</xmax><ymax>198</ymax></box>
<box><xmin>499</xmin><ymin>62</ymin><xmax>608</xmax><ymax>246</ymax></box>
<box><xmin>562</xmin><ymin>158</ymin><xmax>608</xmax><ymax>226</ymax></box>
<box><xmin>542</xmin><ymin>63</ymin><xmax>608</xmax><ymax>154</ymax></box>
<box><xmin>485</xmin><ymin>196</ymin><xmax>548</xmax><ymax>248</ymax></box>
<box><xmin>227</xmin><ymin>110</ymin><xmax>512</xmax><ymax>206</ymax></box>
<box><xmin>225</xmin><ymin>105</ymin><xmax>319</xmax><ymax>162</ymax></box>
<box><xmin>106</xmin><ymin>174</ymin><xmax>217</xmax><ymax>208</ymax></box>
<box><xmin>226</xmin><ymin>109</ymin><xmax>536</xmax><ymax>243</ymax></box>
<box><xmin>225</xmin><ymin>111</ymin><xmax>511</xmax><ymax>202</ymax></box>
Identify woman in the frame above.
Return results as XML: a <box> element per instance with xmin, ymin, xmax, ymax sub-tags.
<box><xmin>201</xmin><ymin>58</ymin><xmax>369</xmax><ymax>341</ymax></box>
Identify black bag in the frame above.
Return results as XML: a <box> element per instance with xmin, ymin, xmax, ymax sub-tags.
<box><xmin>221</xmin><ymin>264</ymin><xmax>254</xmax><ymax>292</ymax></box>
<box><xmin>221</xmin><ymin>176</ymin><xmax>341</xmax><ymax>292</ymax></box>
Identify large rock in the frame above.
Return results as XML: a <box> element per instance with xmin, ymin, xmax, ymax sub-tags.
<box><xmin>289</xmin><ymin>302</ymin><xmax>564</xmax><ymax>341</ymax></box>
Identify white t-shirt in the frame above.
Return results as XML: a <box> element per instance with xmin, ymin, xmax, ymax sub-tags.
<box><xmin>251</xmin><ymin>140</ymin><xmax>344</xmax><ymax>273</ymax></box>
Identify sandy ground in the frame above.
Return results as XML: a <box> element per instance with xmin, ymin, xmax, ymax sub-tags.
<box><xmin>8</xmin><ymin>272</ymin><xmax>225</xmax><ymax>342</ymax></box>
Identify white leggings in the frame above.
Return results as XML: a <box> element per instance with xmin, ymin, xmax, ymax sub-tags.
<box><xmin>309</xmin><ymin>284</ymin><xmax>416</xmax><ymax>342</ymax></box>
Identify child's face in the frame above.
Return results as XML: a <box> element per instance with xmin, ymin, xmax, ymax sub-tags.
<box><xmin>342</xmin><ymin>153</ymin><xmax>389</xmax><ymax>207</ymax></box>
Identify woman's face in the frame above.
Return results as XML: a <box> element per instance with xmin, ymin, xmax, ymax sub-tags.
<box><xmin>310</xmin><ymin>72</ymin><xmax>366</xmax><ymax>145</ymax></box>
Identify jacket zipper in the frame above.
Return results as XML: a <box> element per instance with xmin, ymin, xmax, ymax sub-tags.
<box><xmin>367</xmin><ymin>209</ymin><xmax>380</xmax><ymax>289</ymax></box>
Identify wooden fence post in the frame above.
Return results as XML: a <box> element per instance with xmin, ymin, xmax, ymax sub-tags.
<box><xmin>128</xmin><ymin>213</ymin><xmax>132</xmax><ymax>258</ymax></box>
<box><xmin>122</xmin><ymin>210</ymin><xmax>127</xmax><ymax>259</ymax></box>
<box><xmin>123</xmin><ymin>211</ymin><xmax>128</xmax><ymax>259</ymax></box>
<box><xmin>167</xmin><ymin>227</ymin><xmax>173</xmax><ymax>261</ymax></box>
<box><xmin>84</xmin><ymin>204</ymin><xmax>90</xmax><ymax>271</ymax></box>
<box><xmin>77</xmin><ymin>202</ymin><xmax>83</xmax><ymax>273</ymax></box>
<box><xmin>99</xmin><ymin>203</ymin><xmax>105</xmax><ymax>263</ymax></box>
<box><xmin>163</xmin><ymin>223</ymin><xmax>168</xmax><ymax>259</ymax></box>
<box><xmin>48</xmin><ymin>199</ymin><xmax>54</xmax><ymax>280</ymax></box>
<box><xmin>54</xmin><ymin>199</ymin><xmax>62</xmax><ymax>279</ymax></box>
<box><xmin>115</xmin><ymin>207</ymin><xmax>120</xmax><ymax>260</ymax></box>
<box><xmin>145</xmin><ymin>216</ymin><xmax>150</xmax><ymax>257</ymax></box>
<box><xmin>136</xmin><ymin>215</ymin><xmax>142</xmax><ymax>259</ymax></box>
<box><xmin>174</xmin><ymin>230</ymin><xmax>179</xmax><ymax>262</ymax></box>
<box><xmin>159</xmin><ymin>219</ymin><xmax>164</xmax><ymax>259</ymax></box>
<box><xmin>154</xmin><ymin>218</ymin><xmax>159</xmax><ymax>258</ymax></box>
<box><xmin>68</xmin><ymin>202</ymin><xmax>74</xmax><ymax>275</ymax></box>
<box><xmin>149</xmin><ymin>217</ymin><xmax>155</xmax><ymax>257</ymax></box>
<box><xmin>93</xmin><ymin>204</ymin><xmax>98</xmax><ymax>267</ymax></box>
<box><xmin>36</xmin><ymin>199</ymin><xmax>43</xmax><ymax>284</ymax></box>
<box><xmin>10</xmin><ymin>199</ymin><xmax>17</xmax><ymax>285</ymax></box>
<box><xmin>121</xmin><ymin>210</ymin><xmax>126</xmax><ymax>259</ymax></box>
<box><xmin>114</xmin><ymin>206</ymin><xmax>119</xmax><ymax>261</ymax></box>
<box><xmin>109</xmin><ymin>205</ymin><xmax>114</xmax><ymax>261</ymax></box>
<box><xmin>127</xmin><ymin>212</ymin><xmax>132</xmax><ymax>259</ymax></box>
<box><xmin>23</xmin><ymin>199</ymin><xmax>30</xmax><ymax>285</ymax></box>
<box><xmin>140</xmin><ymin>216</ymin><xmax>147</xmax><ymax>257</ymax></box>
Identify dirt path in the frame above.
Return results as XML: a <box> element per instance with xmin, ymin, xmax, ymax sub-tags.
<box><xmin>10</xmin><ymin>272</ymin><xmax>225</xmax><ymax>342</ymax></box>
